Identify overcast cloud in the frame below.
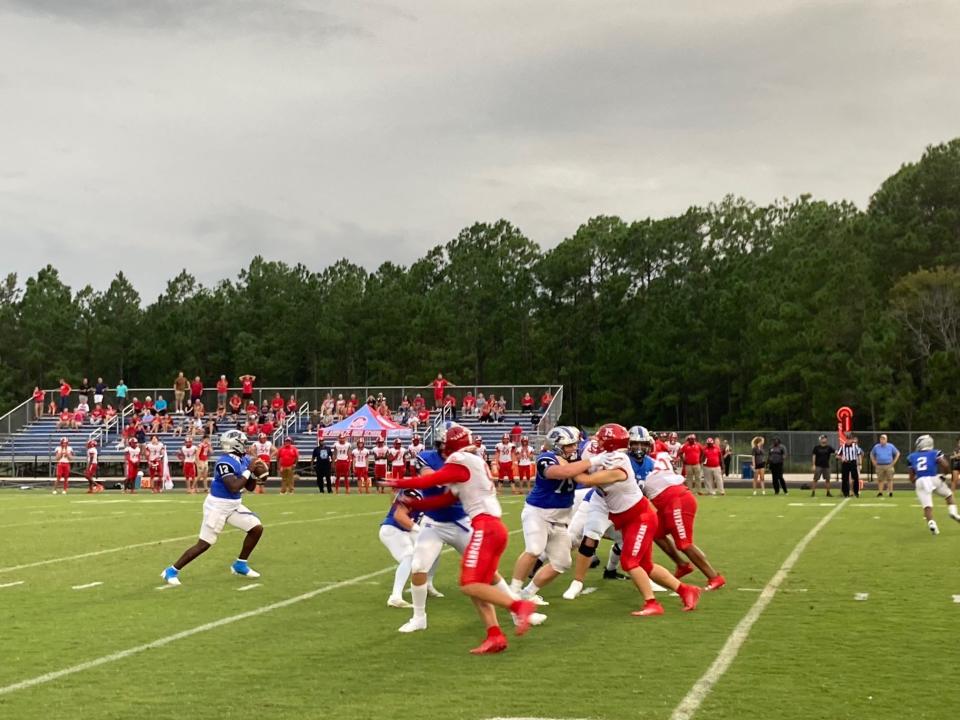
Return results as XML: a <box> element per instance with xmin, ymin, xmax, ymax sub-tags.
<box><xmin>1</xmin><ymin>0</ymin><xmax>957</xmax><ymax>300</ymax></box>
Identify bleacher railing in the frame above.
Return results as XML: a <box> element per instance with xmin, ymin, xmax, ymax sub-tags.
<box><xmin>535</xmin><ymin>386</ymin><xmax>563</xmax><ymax>437</ymax></box>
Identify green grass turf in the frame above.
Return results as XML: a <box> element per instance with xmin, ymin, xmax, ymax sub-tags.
<box><xmin>0</xmin><ymin>488</ymin><xmax>957</xmax><ymax>720</ymax></box>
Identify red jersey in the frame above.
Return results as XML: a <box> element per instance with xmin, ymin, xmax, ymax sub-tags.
<box><xmin>463</xmin><ymin>395</ymin><xmax>476</xmax><ymax>408</ymax></box>
<box><xmin>229</xmin><ymin>396</ymin><xmax>242</xmax><ymax>411</ymax></box>
<box><xmin>271</xmin><ymin>396</ymin><xmax>284</xmax><ymax>411</ymax></box>
<box><xmin>198</xmin><ymin>443</ymin><xmax>211</xmax><ymax>461</ymax></box>
<box><xmin>432</xmin><ymin>378</ymin><xmax>448</xmax><ymax>399</ymax></box>
<box><xmin>278</xmin><ymin>445</ymin><xmax>299</xmax><ymax>468</ymax></box>
<box><xmin>242</xmin><ymin>378</ymin><xmax>254</xmax><ymax>394</ymax></box>
<box><xmin>190</xmin><ymin>381</ymin><xmax>203</xmax><ymax>396</ymax></box>
<box><xmin>260</xmin><ymin>421</ymin><xmax>274</xmax><ymax>436</ymax></box>
<box><xmin>678</xmin><ymin>443</ymin><xmax>704</xmax><ymax>465</ymax></box>
<box><xmin>244</xmin><ymin>421</ymin><xmax>259</xmax><ymax>436</ymax></box>
<box><xmin>702</xmin><ymin>446</ymin><xmax>722</xmax><ymax>467</ymax></box>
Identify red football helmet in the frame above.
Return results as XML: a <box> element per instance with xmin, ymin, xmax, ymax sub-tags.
<box><xmin>413</xmin><ymin>434</ymin><xmax>421</xmax><ymax>443</ymax></box>
<box><xmin>86</xmin><ymin>439</ymin><xmax>96</xmax><ymax>448</ymax></box>
<box><xmin>520</xmin><ymin>436</ymin><xmax>529</xmax><ymax>444</ymax></box>
<box><xmin>129</xmin><ymin>438</ymin><xmax>138</xmax><ymax>446</ymax></box>
<box><xmin>445</xmin><ymin>424</ymin><xmax>472</xmax><ymax>454</ymax></box>
<box><xmin>595</xmin><ymin>423</ymin><xmax>630</xmax><ymax>452</ymax></box>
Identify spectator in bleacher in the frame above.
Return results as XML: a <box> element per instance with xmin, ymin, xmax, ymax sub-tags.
<box><xmin>115</xmin><ymin>378</ymin><xmax>127</xmax><ymax>406</ymax></box>
<box><xmin>271</xmin><ymin>392</ymin><xmax>284</xmax><ymax>415</ymax></box>
<box><xmin>258</xmin><ymin>400</ymin><xmax>270</xmax><ymax>421</ymax></box>
<box><xmin>521</xmin><ymin>392</ymin><xmax>534</xmax><ymax>414</ymax></box>
<box><xmin>335</xmin><ymin>394</ymin><xmax>346</xmax><ymax>419</ymax></box>
<box><xmin>476</xmin><ymin>392</ymin><xmax>486</xmax><ymax>415</ymax></box>
<box><xmin>347</xmin><ymin>393</ymin><xmax>359</xmax><ymax>415</ymax></box>
<box><xmin>216</xmin><ymin>375</ymin><xmax>229</xmax><ymax>410</ymax></box>
<box><xmin>228</xmin><ymin>393</ymin><xmax>242</xmax><ymax>420</ymax></box>
<box><xmin>189</xmin><ymin>415</ymin><xmax>203</xmax><ymax>439</ymax></box>
<box><xmin>74</xmin><ymin>399</ymin><xmax>90</xmax><ymax>425</ymax></box>
<box><xmin>286</xmin><ymin>394</ymin><xmax>298</xmax><ymax>415</ymax></box>
<box><xmin>261</xmin><ymin>414</ymin><xmax>275</xmax><ymax>437</ymax></box>
<box><xmin>478</xmin><ymin>401</ymin><xmax>493</xmax><ymax>423</ymax></box>
<box><xmin>91</xmin><ymin>404</ymin><xmax>105</xmax><ymax>425</ymax></box>
<box><xmin>462</xmin><ymin>391</ymin><xmax>476</xmax><ymax>417</ymax></box>
<box><xmin>192</xmin><ymin>399</ymin><xmax>205</xmax><ymax>418</ymax></box>
<box><xmin>307</xmin><ymin>409</ymin><xmax>320</xmax><ymax>433</ymax></box>
<box><xmin>121</xmin><ymin>419</ymin><xmax>137</xmax><ymax>448</ymax></box>
<box><xmin>397</xmin><ymin>396</ymin><xmax>412</xmax><ymax>425</ymax></box>
<box><xmin>105</xmin><ymin>404</ymin><xmax>117</xmax><ymax>422</ymax></box>
<box><xmin>239</xmin><ymin>373</ymin><xmax>256</xmax><ymax>401</ymax></box>
<box><xmin>57</xmin><ymin>408</ymin><xmax>76</xmax><ymax>430</ymax></box>
<box><xmin>173</xmin><ymin>371</ymin><xmax>188</xmax><ymax>412</ymax></box>
<box><xmin>412</xmin><ymin>393</ymin><xmax>426</xmax><ymax>413</ymax></box>
<box><xmin>377</xmin><ymin>397</ymin><xmax>391</xmax><ymax>418</ymax></box>
<box><xmin>443</xmin><ymin>393</ymin><xmax>458</xmax><ymax>420</ymax></box>
<box><xmin>539</xmin><ymin>389</ymin><xmax>553</xmax><ymax>413</ymax></box>
<box><xmin>245</xmin><ymin>399</ymin><xmax>258</xmax><ymax>416</ymax></box>
<box><xmin>189</xmin><ymin>376</ymin><xmax>203</xmax><ymax>409</ymax></box>
<box><xmin>32</xmin><ymin>386</ymin><xmax>45</xmax><ymax>418</ymax></box>
<box><xmin>410</xmin><ymin>407</ymin><xmax>430</xmax><ymax>431</ymax></box>
<box><xmin>430</xmin><ymin>372</ymin><xmax>454</xmax><ymax>409</ymax></box>
<box><xmin>321</xmin><ymin>394</ymin><xmax>335</xmax><ymax>425</ymax></box>
<box><xmin>244</xmin><ymin>416</ymin><xmax>259</xmax><ymax>437</ymax></box>
<box><xmin>491</xmin><ymin>395</ymin><xmax>506</xmax><ymax>423</ymax></box>
<box><xmin>94</xmin><ymin>378</ymin><xmax>107</xmax><ymax>406</ymax></box>
<box><xmin>155</xmin><ymin>394</ymin><xmax>168</xmax><ymax>417</ymax></box>
<box><xmin>48</xmin><ymin>398</ymin><xmax>58</xmax><ymax>415</ymax></box>
<box><xmin>173</xmin><ymin>415</ymin><xmax>186</xmax><ymax>437</ymax></box>
<box><xmin>142</xmin><ymin>406</ymin><xmax>156</xmax><ymax>429</ymax></box>
<box><xmin>58</xmin><ymin>378</ymin><xmax>72</xmax><ymax>411</ymax></box>
<box><xmin>78</xmin><ymin>378</ymin><xmax>91</xmax><ymax>406</ymax></box>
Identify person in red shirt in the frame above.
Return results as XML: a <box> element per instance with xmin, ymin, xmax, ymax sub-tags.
<box><xmin>33</xmin><ymin>386</ymin><xmax>45</xmax><ymax>418</ymax></box>
<box><xmin>260</xmin><ymin>418</ymin><xmax>275</xmax><ymax>437</ymax></box>
<box><xmin>239</xmin><ymin>374</ymin><xmax>256</xmax><ymax>401</ymax></box>
<box><xmin>58</xmin><ymin>378</ymin><xmax>72</xmax><ymax>412</ymax></box>
<box><xmin>678</xmin><ymin>434</ymin><xmax>706</xmax><ymax>495</ymax></box>
<box><xmin>91</xmin><ymin>404</ymin><xmax>105</xmax><ymax>425</ymax></box>
<box><xmin>216</xmin><ymin>375</ymin><xmax>229</xmax><ymax>410</ymax></box>
<box><xmin>189</xmin><ymin>376</ymin><xmax>203</xmax><ymax>410</ymax></box>
<box><xmin>286</xmin><ymin>394</ymin><xmax>298</xmax><ymax>414</ymax></box>
<box><xmin>461</xmin><ymin>391</ymin><xmax>476</xmax><ymax>417</ymax></box>
<box><xmin>702</xmin><ymin>437</ymin><xmax>725</xmax><ymax>496</ymax></box>
<box><xmin>278</xmin><ymin>437</ymin><xmax>300</xmax><ymax>494</ymax></box>
<box><xmin>132</xmin><ymin>396</ymin><xmax>144</xmax><ymax>414</ymax></box>
<box><xmin>57</xmin><ymin>409</ymin><xmax>75</xmax><ymax>430</ymax></box>
<box><xmin>271</xmin><ymin>392</ymin><xmax>284</xmax><ymax>414</ymax></box>
<box><xmin>430</xmin><ymin>373</ymin><xmax>454</xmax><ymax>410</ymax></box>
<box><xmin>443</xmin><ymin>393</ymin><xmax>457</xmax><ymax>420</ymax></box>
<box><xmin>228</xmin><ymin>393</ymin><xmax>242</xmax><ymax>419</ymax></box>
<box><xmin>412</xmin><ymin>394</ymin><xmax>426</xmax><ymax>413</ymax></box>
<box><xmin>54</xmin><ymin>437</ymin><xmax>74</xmax><ymax>493</ymax></box>
<box><xmin>538</xmin><ymin>390</ymin><xmax>552</xmax><ymax>413</ymax></box>
<box><xmin>520</xmin><ymin>392</ymin><xmax>534</xmax><ymax>414</ymax></box>
<box><xmin>197</xmin><ymin>437</ymin><xmax>212</xmax><ymax>493</ymax></box>
<box><xmin>245</xmin><ymin>400</ymin><xmax>258</xmax><ymax>416</ymax></box>
<box><xmin>244</xmin><ymin>418</ymin><xmax>259</xmax><ymax>437</ymax></box>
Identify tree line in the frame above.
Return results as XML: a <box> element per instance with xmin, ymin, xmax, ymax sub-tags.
<box><xmin>1</xmin><ymin>139</ymin><xmax>958</xmax><ymax>431</ymax></box>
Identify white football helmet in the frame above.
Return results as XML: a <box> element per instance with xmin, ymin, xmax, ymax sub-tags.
<box><xmin>547</xmin><ymin>426</ymin><xmax>581</xmax><ymax>456</ymax></box>
<box><xmin>628</xmin><ymin>425</ymin><xmax>653</xmax><ymax>444</ymax></box>
<box><xmin>915</xmin><ymin>434</ymin><xmax>934</xmax><ymax>451</ymax></box>
<box><xmin>220</xmin><ymin>429</ymin><xmax>249</xmax><ymax>456</ymax></box>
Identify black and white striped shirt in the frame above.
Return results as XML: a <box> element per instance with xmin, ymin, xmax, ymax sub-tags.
<box><xmin>837</xmin><ymin>442</ymin><xmax>863</xmax><ymax>463</ymax></box>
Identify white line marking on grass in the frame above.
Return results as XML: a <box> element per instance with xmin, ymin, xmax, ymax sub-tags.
<box><xmin>0</xmin><ymin>581</ymin><xmax>25</xmax><ymax>589</ymax></box>
<box><xmin>485</xmin><ymin>717</ymin><xmax>592</xmax><ymax>720</ymax></box>
<box><xmin>155</xmin><ymin>585</ymin><xmax>175</xmax><ymax>591</ymax></box>
<box><xmin>0</xmin><ymin>510</ymin><xmax>383</xmax><ymax>575</ymax></box>
<box><xmin>850</xmin><ymin>503</ymin><xmax>897</xmax><ymax>508</ymax></box>
<box><xmin>236</xmin><ymin>583</ymin><xmax>261</xmax><ymax>591</ymax></box>
<box><xmin>281</xmin><ymin>512</ymin><xmax>294</xmax><ymax>515</ymax></box>
<box><xmin>952</xmin><ymin>595</ymin><xmax>960</xmax><ymax>604</ymax></box>
<box><xmin>72</xmin><ymin>582</ymin><xmax>103</xmax><ymax>590</ymax></box>
<box><xmin>855</xmin><ymin>593</ymin><xmax>869</xmax><ymax>601</ymax></box>
<box><xmin>670</xmin><ymin>498</ymin><xmax>849</xmax><ymax>720</ymax></box>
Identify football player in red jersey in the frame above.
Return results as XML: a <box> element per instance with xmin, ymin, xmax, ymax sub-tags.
<box><xmin>495</xmin><ymin>434</ymin><xmax>517</xmax><ymax>495</ymax></box>
<box><xmin>332</xmin><ymin>433</ymin><xmax>352</xmax><ymax>494</ymax></box>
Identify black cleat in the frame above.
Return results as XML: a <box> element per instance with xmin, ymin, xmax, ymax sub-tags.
<box><xmin>589</xmin><ymin>556</ymin><xmax>601</xmax><ymax>569</ymax></box>
<box><xmin>603</xmin><ymin>569</ymin><xmax>627</xmax><ymax>580</ymax></box>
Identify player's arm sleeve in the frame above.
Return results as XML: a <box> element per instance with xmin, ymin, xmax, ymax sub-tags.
<box><xmin>388</xmin><ymin>462</ymin><xmax>470</xmax><ymax>489</ymax></box>
<box><xmin>405</xmin><ymin>490</ymin><xmax>457</xmax><ymax>513</ymax></box>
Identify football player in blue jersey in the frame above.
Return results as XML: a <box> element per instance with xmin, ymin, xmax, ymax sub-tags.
<box><xmin>379</xmin><ymin>486</ymin><xmax>422</xmax><ymax>608</ymax></box>
<box><xmin>161</xmin><ymin>429</ymin><xmax>267</xmax><ymax>586</ymax></box>
<box><xmin>907</xmin><ymin>434</ymin><xmax>960</xmax><ymax>535</ymax></box>
<box><xmin>509</xmin><ymin>426</ymin><xmax>610</xmax><ymax>603</ymax></box>
<box><xmin>398</xmin><ymin>424</ymin><xmax>527</xmax><ymax>633</ymax></box>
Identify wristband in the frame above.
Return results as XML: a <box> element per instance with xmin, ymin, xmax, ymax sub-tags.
<box><xmin>241</xmin><ymin>469</ymin><xmax>252</xmax><ymax>480</ymax></box>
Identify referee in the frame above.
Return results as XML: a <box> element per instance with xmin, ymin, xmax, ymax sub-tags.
<box><xmin>838</xmin><ymin>434</ymin><xmax>864</xmax><ymax>498</ymax></box>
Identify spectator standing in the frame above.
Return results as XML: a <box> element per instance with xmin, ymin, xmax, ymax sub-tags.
<box><xmin>115</xmin><ymin>378</ymin><xmax>128</xmax><ymax>406</ymax></box>
<box><xmin>173</xmin><ymin>372</ymin><xmax>188</xmax><ymax>413</ymax></box>
<box><xmin>520</xmin><ymin>392</ymin><xmax>534</xmax><ymax>414</ymax></box>
<box><xmin>838</xmin><ymin>434</ymin><xmax>864</xmax><ymax>498</ymax></box>
<box><xmin>93</xmin><ymin>378</ymin><xmax>107</xmax><ymax>406</ymax></box>
<box><xmin>58</xmin><ymin>378</ymin><xmax>72</xmax><ymax>412</ymax></box>
<box><xmin>767</xmin><ymin>437</ymin><xmax>788</xmax><ymax>495</ymax></box>
<box><xmin>870</xmin><ymin>434</ymin><xmax>900</xmax><ymax>498</ymax></box>
<box><xmin>720</xmin><ymin>438</ymin><xmax>733</xmax><ymax>478</ymax></box>
<box><xmin>509</xmin><ymin>421</ymin><xmax>523</xmax><ymax>446</ymax></box>
<box><xmin>679</xmin><ymin>434</ymin><xmax>706</xmax><ymax>495</ymax></box>
<box><xmin>430</xmin><ymin>373</ymin><xmax>453</xmax><ymax>409</ymax></box>
<box><xmin>32</xmin><ymin>386</ymin><xmax>45</xmax><ymax>418</ymax></box>
<box><xmin>78</xmin><ymin>378</ymin><xmax>91</xmax><ymax>406</ymax></box>
<box><xmin>278</xmin><ymin>437</ymin><xmax>300</xmax><ymax>494</ymax></box>
<box><xmin>216</xmin><ymin>375</ymin><xmax>229</xmax><ymax>410</ymax></box>
<box><xmin>197</xmin><ymin>437</ymin><xmax>212</xmax><ymax>493</ymax></box>
<box><xmin>239</xmin><ymin>374</ymin><xmax>256</xmax><ymax>402</ymax></box>
<box><xmin>702</xmin><ymin>437</ymin><xmax>724</xmax><ymax>495</ymax></box>
<box><xmin>189</xmin><ymin>376</ymin><xmax>203</xmax><ymax>409</ymax></box>
<box><xmin>539</xmin><ymin>389</ymin><xmax>553</xmax><ymax>412</ymax></box>
<box><xmin>312</xmin><ymin>439</ymin><xmax>333</xmax><ymax>493</ymax></box>
<box><xmin>751</xmin><ymin>436</ymin><xmax>766</xmax><ymax>495</ymax></box>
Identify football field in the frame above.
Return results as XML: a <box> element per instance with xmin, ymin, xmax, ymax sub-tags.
<box><xmin>0</xmin><ymin>488</ymin><xmax>957</xmax><ymax>720</ymax></box>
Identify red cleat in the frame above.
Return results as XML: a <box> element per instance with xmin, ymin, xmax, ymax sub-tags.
<box><xmin>705</xmin><ymin>574</ymin><xmax>726</xmax><ymax>591</ymax></box>
<box><xmin>510</xmin><ymin>600</ymin><xmax>537</xmax><ymax>636</ymax></box>
<box><xmin>678</xmin><ymin>583</ymin><xmax>701</xmax><ymax>612</ymax></box>
<box><xmin>631</xmin><ymin>599</ymin><xmax>664</xmax><ymax>617</ymax></box>
<box><xmin>674</xmin><ymin>562</ymin><xmax>695</xmax><ymax>579</ymax></box>
<box><xmin>470</xmin><ymin>634</ymin><xmax>508</xmax><ymax>655</ymax></box>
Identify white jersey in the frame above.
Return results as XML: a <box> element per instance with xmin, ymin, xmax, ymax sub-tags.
<box><xmin>476</xmin><ymin>443</ymin><xmax>488</xmax><ymax>461</ymax></box>
<box><xmin>446</xmin><ymin>450</ymin><xmax>501</xmax><ymax>519</ymax></box>
<box><xmin>373</xmin><ymin>446</ymin><xmax>389</xmax><ymax>465</ymax></box>
<box><xmin>333</xmin><ymin>441</ymin><xmax>351</xmax><ymax>461</ymax></box>
<box><xmin>253</xmin><ymin>441</ymin><xmax>273</xmax><ymax>460</ymax></box>
<box><xmin>409</xmin><ymin>442</ymin><xmax>424</xmax><ymax>457</ymax></box>
<box><xmin>517</xmin><ymin>444</ymin><xmax>534</xmax><ymax>466</ymax></box>
<box><xmin>180</xmin><ymin>444</ymin><xmax>198</xmax><ymax>464</ymax></box>
<box><xmin>87</xmin><ymin>447</ymin><xmax>98</xmax><ymax>465</ymax></box>
<box><xmin>643</xmin><ymin>451</ymin><xmax>685</xmax><ymax>500</ymax></box>
<box><xmin>146</xmin><ymin>442</ymin><xmax>165</xmax><ymax>462</ymax></box>
<box><xmin>352</xmin><ymin>447</ymin><xmax>370</xmax><ymax>466</ymax></box>
<box><xmin>593</xmin><ymin>451</ymin><xmax>642</xmax><ymax>514</ymax></box>
<box><xmin>125</xmin><ymin>446</ymin><xmax>141</xmax><ymax>465</ymax></box>
<box><xmin>666</xmin><ymin>441</ymin><xmax>682</xmax><ymax>466</ymax></box>
<box><xmin>495</xmin><ymin>442</ymin><xmax>515</xmax><ymax>463</ymax></box>
<box><xmin>389</xmin><ymin>447</ymin><xmax>406</xmax><ymax>466</ymax></box>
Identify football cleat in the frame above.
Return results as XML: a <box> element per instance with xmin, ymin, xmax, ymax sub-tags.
<box><xmin>589</xmin><ymin>555</ymin><xmax>601</xmax><ymax>569</ymax></box>
<box><xmin>678</xmin><ymin>583</ymin><xmax>702</xmax><ymax>611</ymax></box>
<box><xmin>398</xmin><ymin>616</ymin><xmax>428</xmax><ymax>633</ymax></box>
<box><xmin>387</xmin><ymin>595</ymin><xmax>413</xmax><ymax>609</ymax></box>
<box><xmin>426</xmin><ymin>585</ymin><xmax>445</xmax><ymax>598</ymax></box>
<box><xmin>631</xmin><ymin>599</ymin><xmax>664</xmax><ymax>617</ymax></box>
<box><xmin>705</xmin><ymin>574</ymin><xmax>727</xmax><ymax>591</ymax></box>
<box><xmin>469</xmin><ymin>634</ymin><xmax>508</xmax><ymax>655</ymax></box>
<box><xmin>674</xmin><ymin>563</ymin><xmax>695</xmax><ymax>580</ymax></box>
<box><xmin>161</xmin><ymin>566</ymin><xmax>181</xmax><ymax>586</ymax></box>
<box><xmin>522</xmin><ymin>592</ymin><xmax>549</xmax><ymax>606</ymax></box>
<box><xmin>603</xmin><ymin>568</ymin><xmax>628</xmax><ymax>580</ymax></box>
<box><xmin>562</xmin><ymin>580</ymin><xmax>584</xmax><ymax>600</ymax></box>
<box><xmin>928</xmin><ymin>520</ymin><xmax>940</xmax><ymax>536</ymax></box>
<box><xmin>230</xmin><ymin>560</ymin><xmax>261</xmax><ymax>578</ymax></box>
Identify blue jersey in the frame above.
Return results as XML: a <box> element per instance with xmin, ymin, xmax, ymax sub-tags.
<box><xmin>412</xmin><ymin>449</ymin><xmax>468</xmax><ymax>523</ymax></box>
<box><xmin>629</xmin><ymin>452</ymin><xmax>655</xmax><ymax>484</ymax></box>
<box><xmin>211</xmin><ymin>453</ymin><xmax>251</xmax><ymax>500</ymax></box>
<box><xmin>907</xmin><ymin>450</ymin><xmax>943</xmax><ymax>479</ymax></box>
<box><xmin>526</xmin><ymin>451</ymin><xmax>577</xmax><ymax>510</ymax></box>
<box><xmin>381</xmin><ymin>489</ymin><xmax>423</xmax><ymax>530</ymax></box>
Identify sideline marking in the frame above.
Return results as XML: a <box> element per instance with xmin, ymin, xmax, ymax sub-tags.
<box><xmin>0</xmin><ymin>528</ymin><xmax>520</xmax><ymax>696</ymax></box>
<box><xmin>237</xmin><ymin>583</ymin><xmax>261</xmax><ymax>592</ymax></box>
<box><xmin>854</xmin><ymin>592</ymin><xmax>869</xmax><ymax>601</ymax></box>
<box><xmin>670</xmin><ymin>498</ymin><xmax>849</xmax><ymax>720</ymax></box>
<box><xmin>0</xmin><ymin>510</ymin><xmax>383</xmax><ymax>575</ymax></box>
<box><xmin>952</xmin><ymin>595</ymin><xmax>960</xmax><ymax>604</ymax></box>
<box><xmin>0</xmin><ymin>581</ymin><xmax>25</xmax><ymax>589</ymax></box>
<box><xmin>72</xmin><ymin>582</ymin><xmax>103</xmax><ymax>590</ymax></box>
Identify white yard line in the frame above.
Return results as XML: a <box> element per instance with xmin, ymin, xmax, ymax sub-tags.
<box><xmin>0</xmin><ymin>510</ymin><xmax>384</xmax><ymax>575</ymax></box>
<box><xmin>854</xmin><ymin>592</ymin><xmax>869</xmax><ymax>601</ymax></box>
<box><xmin>236</xmin><ymin>583</ymin><xmax>261</xmax><ymax>592</ymax></box>
<box><xmin>71</xmin><ymin>582</ymin><xmax>103</xmax><ymax>590</ymax></box>
<box><xmin>0</xmin><ymin>581</ymin><xmax>25</xmax><ymax>589</ymax></box>
<box><xmin>0</xmin><ymin>528</ymin><xmax>521</xmax><ymax>696</ymax></box>
<box><xmin>669</xmin><ymin>498</ymin><xmax>849</xmax><ymax>720</ymax></box>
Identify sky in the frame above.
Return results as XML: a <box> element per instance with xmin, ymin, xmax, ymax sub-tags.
<box><xmin>1</xmin><ymin>0</ymin><xmax>958</xmax><ymax>301</ymax></box>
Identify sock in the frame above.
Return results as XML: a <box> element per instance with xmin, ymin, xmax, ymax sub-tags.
<box><xmin>523</xmin><ymin>582</ymin><xmax>539</xmax><ymax>596</ymax></box>
<box><xmin>494</xmin><ymin>578</ymin><xmax>517</xmax><ymax>600</ymax></box>
<box><xmin>486</xmin><ymin>625</ymin><xmax>505</xmax><ymax>639</ymax></box>
<box><xmin>411</xmin><ymin>583</ymin><xmax>428</xmax><ymax>618</ymax></box>
<box><xmin>606</xmin><ymin>545</ymin><xmax>621</xmax><ymax>572</ymax></box>
<box><xmin>949</xmin><ymin>504</ymin><xmax>960</xmax><ymax>520</ymax></box>
<box><xmin>510</xmin><ymin>578</ymin><xmax>524</xmax><ymax>593</ymax></box>
<box><xmin>392</xmin><ymin>556</ymin><xmax>412</xmax><ymax>598</ymax></box>
<box><xmin>235</xmin><ymin>558</ymin><xmax>247</xmax><ymax>568</ymax></box>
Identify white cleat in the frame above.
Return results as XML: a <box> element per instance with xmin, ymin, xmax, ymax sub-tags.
<box><xmin>929</xmin><ymin>520</ymin><xmax>940</xmax><ymax>536</ymax></box>
<box><xmin>523</xmin><ymin>592</ymin><xmax>549</xmax><ymax>606</ymax></box>
<box><xmin>512</xmin><ymin>611</ymin><xmax>547</xmax><ymax>627</ymax></box>
<box><xmin>387</xmin><ymin>595</ymin><xmax>413</xmax><ymax>609</ymax></box>
<box><xmin>426</xmin><ymin>585</ymin><xmax>445</xmax><ymax>598</ymax></box>
<box><xmin>562</xmin><ymin>580</ymin><xmax>584</xmax><ymax>600</ymax></box>
<box><xmin>398</xmin><ymin>616</ymin><xmax>428</xmax><ymax>633</ymax></box>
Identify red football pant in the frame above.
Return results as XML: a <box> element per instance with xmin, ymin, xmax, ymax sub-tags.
<box><xmin>84</xmin><ymin>464</ymin><xmax>98</xmax><ymax>480</ymax></box>
<box><xmin>355</xmin><ymin>467</ymin><xmax>368</xmax><ymax>480</ymax></box>
<box><xmin>617</xmin><ymin>503</ymin><xmax>658</xmax><ymax>574</ymax></box>
<box><xmin>56</xmin><ymin>464</ymin><xmax>70</xmax><ymax>480</ymax></box>
<box><xmin>653</xmin><ymin>485</ymin><xmax>697</xmax><ymax>551</ymax></box>
<box><xmin>460</xmin><ymin>513</ymin><xmax>509</xmax><ymax>586</ymax></box>
<box><xmin>498</xmin><ymin>462</ymin><xmax>513</xmax><ymax>480</ymax></box>
<box><xmin>391</xmin><ymin>465</ymin><xmax>406</xmax><ymax>480</ymax></box>
<box><xmin>335</xmin><ymin>460</ymin><xmax>350</xmax><ymax>478</ymax></box>
<box><xmin>374</xmin><ymin>464</ymin><xmax>387</xmax><ymax>479</ymax></box>
<box><xmin>517</xmin><ymin>464</ymin><xmax>532</xmax><ymax>481</ymax></box>
<box><xmin>183</xmin><ymin>463</ymin><xmax>196</xmax><ymax>479</ymax></box>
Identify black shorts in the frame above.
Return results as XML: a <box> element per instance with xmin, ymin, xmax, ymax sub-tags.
<box><xmin>952</xmin><ymin>459</ymin><xmax>960</xmax><ymax>472</ymax></box>
<box><xmin>754</xmin><ymin>462</ymin><xmax>766</xmax><ymax>470</ymax></box>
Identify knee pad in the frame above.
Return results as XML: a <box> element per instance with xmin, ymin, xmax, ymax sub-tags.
<box><xmin>578</xmin><ymin>538</ymin><xmax>598</xmax><ymax>558</ymax></box>
<box><xmin>611</xmin><ymin>543</ymin><xmax>622</xmax><ymax>556</ymax></box>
